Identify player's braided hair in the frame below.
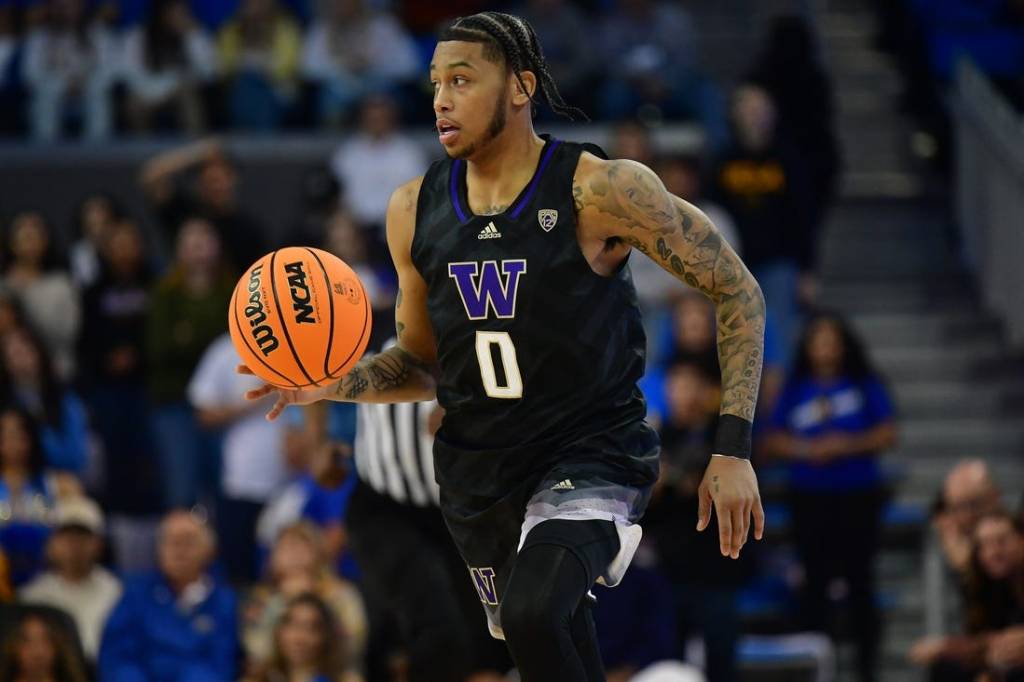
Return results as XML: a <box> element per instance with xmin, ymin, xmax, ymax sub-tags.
<box><xmin>438</xmin><ymin>12</ymin><xmax>588</xmax><ymax>122</ymax></box>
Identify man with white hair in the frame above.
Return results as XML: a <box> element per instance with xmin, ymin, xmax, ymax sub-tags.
<box><xmin>98</xmin><ymin>509</ymin><xmax>238</xmax><ymax>682</ymax></box>
<box><xmin>19</xmin><ymin>496</ymin><xmax>122</xmax><ymax>661</ymax></box>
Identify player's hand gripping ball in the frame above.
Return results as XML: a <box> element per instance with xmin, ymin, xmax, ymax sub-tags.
<box><xmin>229</xmin><ymin>247</ymin><xmax>372</xmax><ymax>388</ymax></box>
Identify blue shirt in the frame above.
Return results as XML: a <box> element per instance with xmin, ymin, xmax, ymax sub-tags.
<box><xmin>98</xmin><ymin>572</ymin><xmax>238</xmax><ymax>682</ymax></box>
<box><xmin>0</xmin><ymin>474</ymin><xmax>55</xmax><ymax>586</ymax></box>
<box><xmin>769</xmin><ymin>376</ymin><xmax>894</xmax><ymax>491</ymax></box>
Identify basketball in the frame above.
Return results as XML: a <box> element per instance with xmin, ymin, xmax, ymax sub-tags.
<box><xmin>228</xmin><ymin>247</ymin><xmax>372</xmax><ymax>389</ymax></box>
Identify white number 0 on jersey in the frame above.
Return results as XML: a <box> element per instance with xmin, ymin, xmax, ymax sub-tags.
<box><xmin>474</xmin><ymin>331</ymin><xmax>523</xmax><ymax>399</ymax></box>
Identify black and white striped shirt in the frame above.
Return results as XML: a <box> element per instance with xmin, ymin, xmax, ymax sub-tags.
<box><xmin>354</xmin><ymin>400</ymin><xmax>440</xmax><ymax>506</ymax></box>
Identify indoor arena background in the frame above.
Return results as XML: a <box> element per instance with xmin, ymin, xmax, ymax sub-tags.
<box><xmin>0</xmin><ymin>0</ymin><xmax>1022</xmax><ymax>681</ymax></box>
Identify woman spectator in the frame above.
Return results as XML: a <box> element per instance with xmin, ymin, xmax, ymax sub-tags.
<box><xmin>69</xmin><ymin>192</ymin><xmax>120</xmax><ymax>288</ymax></box>
<box><xmin>20</xmin><ymin>0</ymin><xmax>119</xmax><ymax>140</ymax></box>
<box><xmin>2</xmin><ymin>212</ymin><xmax>80</xmax><ymax>380</ymax></box>
<box><xmin>146</xmin><ymin>217</ymin><xmax>234</xmax><ymax>510</ymax></box>
<box><xmin>0</xmin><ymin>326</ymin><xmax>88</xmax><ymax>476</ymax></box>
<box><xmin>246</xmin><ymin>592</ymin><xmax>362</xmax><ymax>682</ymax></box>
<box><xmin>765</xmin><ymin>312</ymin><xmax>898</xmax><ymax>682</ymax></box>
<box><xmin>0</xmin><ymin>609</ymin><xmax>89</xmax><ymax>682</ymax></box>
<box><xmin>121</xmin><ymin>0</ymin><xmax>217</xmax><ymax>134</ymax></box>
<box><xmin>911</xmin><ymin>511</ymin><xmax>1024</xmax><ymax>681</ymax></box>
<box><xmin>0</xmin><ymin>407</ymin><xmax>79</xmax><ymax>586</ymax></box>
<box><xmin>79</xmin><ymin>219</ymin><xmax>157</xmax><ymax>522</ymax></box>
<box><xmin>0</xmin><ymin>548</ymin><xmax>11</xmax><ymax>601</ymax></box>
<box><xmin>301</xmin><ymin>0</ymin><xmax>419</xmax><ymax>126</ymax></box>
<box><xmin>244</xmin><ymin>522</ymin><xmax>366</xmax><ymax>678</ymax></box>
<box><xmin>218</xmin><ymin>0</ymin><xmax>301</xmax><ymax>130</ymax></box>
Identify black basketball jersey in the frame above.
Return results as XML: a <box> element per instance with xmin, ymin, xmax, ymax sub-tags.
<box><xmin>411</xmin><ymin>136</ymin><xmax>659</xmax><ymax>498</ymax></box>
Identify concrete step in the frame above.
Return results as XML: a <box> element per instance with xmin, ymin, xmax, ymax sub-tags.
<box><xmin>892</xmin><ymin>380</ymin><xmax>1018</xmax><ymax>419</ymax></box>
<box><xmin>873</xmin><ymin>342</ymin><xmax>1004</xmax><ymax>380</ymax></box>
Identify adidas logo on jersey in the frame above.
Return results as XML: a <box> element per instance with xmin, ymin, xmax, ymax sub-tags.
<box><xmin>478</xmin><ymin>222</ymin><xmax>501</xmax><ymax>240</ymax></box>
<box><xmin>550</xmin><ymin>479</ymin><xmax>575</xmax><ymax>491</ymax></box>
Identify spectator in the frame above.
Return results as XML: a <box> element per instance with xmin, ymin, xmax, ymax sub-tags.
<box><xmin>98</xmin><ymin>509</ymin><xmax>239</xmax><ymax>682</ymax></box>
<box><xmin>0</xmin><ymin>289</ymin><xmax>26</xmax><ymax>340</ymax></box>
<box><xmin>0</xmin><ymin>325</ymin><xmax>89</xmax><ymax>475</ymax></box>
<box><xmin>514</xmin><ymin>0</ymin><xmax>598</xmax><ymax>116</ymax></box>
<box><xmin>764</xmin><ymin>312</ymin><xmax>898</xmax><ymax>682</ymax></box>
<box><xmin>146</xmin><ymin>217</ymin><xmax>234</xmax><ymax>510</ymax></box>
<box><xmin>189</xmin><ymin>333</ymin><xmax>287</xmax><ymax>584</ymax></box>
<box><xmin>2</xmin><ymin>211</ymin><xmax>81</xmax><ymax>379</ymax></box>
<box><xmin>598</xmin><ymin>0</ymin><xmax>703</xmax><ymax>121</ymax></box>
<box><xmin>329</xmin><ymin>94</ymin><xmax>427</xmax><ymax>231</ymax></box>
<box><xmin>0</xmin><ymin>548</ymin><xmax>11</xmax><ymax>602</ymax></box>
<box><xmin>217</xmin><ymin>0</ymin><xmax>302</xmax><ymax>130</ymax></box>
<box><xmin>0</xmin><ymin>406</ymin><xmax>81</xmax><ymax>587</ymax></box>
<box><xmin>644</xmin><ymin>363</ymin><xmax>748</xmax><ymax>682</ymax></box>
<box><xmin>910</xmin><ymin>511</ymin><xmax>1024</xmax><ymax>681</ymax></box>
<box><xmin>121</xmin><ymin>0</ymin><xmax>217</xmax><ymax>134</ymax></box>
<box><xmin>20</xmin><ymin>0</ymin><xmax>120</xmax><ymax>140</ymax></box>
<box><xmin>69</xmin><ymin>192</ymin><xmax>121</xmax><ymax>288</ymax></box>
<box><xmin>749</xmin><ymin>15</ymin><xmax>840</xmax><ymax>303</ymax></box>
<box><xmin>245</xmin><ymin>592</ymin><xmax>362</xmax><ymax>682</ymax></box>
<box><xmin>934</xmin><ymin>459</ymin><xmax>1004</xmax><ymax>578</ymax></box>
<box><xmin>609</xmin><ymin>119</ymin><xmax>656</xmax><ymax>168</ymax></box>
<box><xmin>140</xmin><ymin>139</ymin><xmax>267</xmax><ymax>272</ymax></box>
<box><xmin>0</xmin><ymin>4</ymin><xmax>21</xmax><ymax>136</ymax></box>
<box><xmin>660</xmin><ymin>292</ymin><xmax>719</xmax><ymax>377</ymax></box>
<box><xmin>592</xmin><ymin>563</ymin><xmax>681</xmax><ymax>682</ymax></box>
<box><xmin>243</xmin><ymin>522</ymin><xmax>366</xmax><ymax>677</ymax></box>
<box><xmin>78</xmin><ymin>218</ymin><xmax>160</xmax><ymax>548</ymax></box>
<box><xmin>0</xmin><ymin>608</ymin><xmax>89</xmax><ymax>682</ymax></box>
<box><xmin>19</xmin><ymin>496</ymin><xmax>122</xmax><ymax>662</ymax></box>
<box><xmin>301</xmin><ymin>0</ymin><xmax>420</xmax><ymax>126</ymax></box>
<box><xmin>712</xmin><ymin>83</ymin><xmax>814</xmax><ymax>353</ymax></box>
<box><xmin>322</xmin><ymin>209</ymin><xmax>396</xmax><ymax>311</ymax></box>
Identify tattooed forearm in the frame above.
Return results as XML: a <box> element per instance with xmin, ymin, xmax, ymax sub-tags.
<box><xmin>333</xmin><ymin>346</ymin><xmax>436</xmax><ymax>403</ymax></box>
<box><xmin>581</xmin><ymin>159</ymin><xmax>765</xmax><ymax>421</ymax></box>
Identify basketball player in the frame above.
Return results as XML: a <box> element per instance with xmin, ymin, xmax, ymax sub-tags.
<box><xmin>243</xmin><ymin>12</ymin><xmax>766</xmax><ymax>681</ymax></box>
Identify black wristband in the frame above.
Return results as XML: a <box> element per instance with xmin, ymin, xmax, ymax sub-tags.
<box><xmin>713</xmin><ymin>414</ymin><xmax>753</xmax><ymax>460</ymax></box>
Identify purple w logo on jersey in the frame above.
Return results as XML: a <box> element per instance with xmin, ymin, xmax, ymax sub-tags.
<box><xmin>469</xmin><ymin>566</ymin><xmax>499</xmax><ymax>605</ymax></box>
<box><xmin>448</xmin><ymin>260</ymin><xmax>527</xmax><ymax>320</ymax></box>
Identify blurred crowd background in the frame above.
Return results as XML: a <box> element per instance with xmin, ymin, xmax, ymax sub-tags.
<box><xmin>0</xmin><ymin>0</ymin><xmax>1023</xmax><ymax>681</ymax></box>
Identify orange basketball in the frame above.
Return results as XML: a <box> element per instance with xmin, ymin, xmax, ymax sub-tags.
<box><xmin>229</xmin><ymin>247</ymin><xmax>372</xmax><ymax>389</ymax></box>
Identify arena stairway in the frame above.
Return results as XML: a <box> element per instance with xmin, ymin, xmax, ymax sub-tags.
<box><xmin>686</xmin><ymin>1</ymin><xmax>1024</xmax><ymax>680</ymax></box>
<box><xmin>815</xmin><ymin>2</ymin><xmax>1024</xmax><ymax>680</ymax></box>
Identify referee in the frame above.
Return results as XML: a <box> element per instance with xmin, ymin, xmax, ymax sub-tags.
<box><xmin>345</xmin><ymin>336</ymin><xmax>510</xmax><ymax>682</ymax></box>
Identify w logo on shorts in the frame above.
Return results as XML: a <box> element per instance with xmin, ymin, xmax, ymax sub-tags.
<box><xmin>469</xmin><ymin>566</ymin><xmax>499</xmax><ymax>605</ymax></box>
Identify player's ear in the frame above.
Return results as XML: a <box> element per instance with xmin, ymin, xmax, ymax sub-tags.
<box><xmin>512</xmin><ymin>70</ymin><xmax>537</xmax><ymax>106</ymax></box>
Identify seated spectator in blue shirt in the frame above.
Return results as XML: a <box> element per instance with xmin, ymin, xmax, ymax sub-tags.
<box><xmin>764</xmin><ymin>312</ymin><xmax>897</xmax><ymax>682</ymax></box>
<box><xmin>0</xmin><ymin>406</ymin><xmax>80</xmax><ymax>587</ymax></box>
<box><xmin>98</xmin><ymin>509</ymin><xmax>238</xmax><ymax>682</ymax></box>
<box><xmin>0</xmin><ymin>326</ymin><xmax>89</xmax><ymax>475</ymax></box>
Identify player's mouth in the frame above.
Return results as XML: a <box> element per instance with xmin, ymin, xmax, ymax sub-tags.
<box><xmin>436</xmin><ymin>119</ymin><xmax>461</xmax><ymax>145</ymax></box>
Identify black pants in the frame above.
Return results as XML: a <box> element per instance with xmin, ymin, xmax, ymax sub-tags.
<box><xmin>790</xmin><ymin>488</ymin><xmax>883</xmax><ymax>682</ymax></box>
<box><xmin>346</xmin><ymin>481</ymin><xmax>510</xmax><ymax>682</ymax></box>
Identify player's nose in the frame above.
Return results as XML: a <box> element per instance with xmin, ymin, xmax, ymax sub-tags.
<box><xmin>433</xmin><ymin>88</ymin><xmax>453</xmax><ymax>115</ymax></box>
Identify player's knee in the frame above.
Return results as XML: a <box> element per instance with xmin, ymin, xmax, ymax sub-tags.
<box><xmin>500</xmin><ymin>592</ymin><xmax>568</xmax><ymax>648</ymax></box>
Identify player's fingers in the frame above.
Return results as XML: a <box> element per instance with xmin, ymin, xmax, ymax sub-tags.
<box><xmin>716</xmin><ymin>502</ymin><xmax>732</xmax><ymax>556</ymax></box>
<box><xmin>236</xmin><ymin>364</ymin><xmax>255</xmax><ymax>376</ymax></box>
<box><xmin>753</xmin><ymin>496</ymin><xmax>766</xmax><ymax>541</ymax></box>
<box><xmin>266</xmin><ymin>397</ymin><xmax>288</xmax><ymax>422</ymax></box>
<box><xmin>244</xmin><ymin>384</ymin><xmax>275</xmax><ymax>401</ymax></box>
<box><xmin>730</xmin><ymin>505</ymin><xmax>746</xmax><ymax>559</ymax></box>
<box><xmin>696</xmin><ymin>484</ymin><xmax>712</xmax><ymax>532</ymax></box>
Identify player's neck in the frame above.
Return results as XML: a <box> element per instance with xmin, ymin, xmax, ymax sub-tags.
<box><xmin>465</xmin><ymin>126</ymin><xmax>545</xmax><ymax>206</ymax></box>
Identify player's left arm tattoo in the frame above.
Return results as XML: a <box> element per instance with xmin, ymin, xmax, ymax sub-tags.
<box><xmin>577</xmin><ymin>159</ymin><xmax>766</xmax><ymax>422</ymax></box>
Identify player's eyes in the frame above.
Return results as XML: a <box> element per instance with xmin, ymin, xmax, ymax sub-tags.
<box><xmin>452</xmin><ymin>76</ymin><xmax>468</xmax><ymax>86</ymax></box>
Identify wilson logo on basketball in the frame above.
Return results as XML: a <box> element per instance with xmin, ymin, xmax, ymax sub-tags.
<box><xmin>285</xmin><ymin>261</ymin><xmax>316</xmax><ymax>324</ymax></box>
<box><xmin>244</xmin><ymin>264</ymin><xmax>280</xmax><ymax>356</ymax></box>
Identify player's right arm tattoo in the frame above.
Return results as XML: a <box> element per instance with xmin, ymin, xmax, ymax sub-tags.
<box><xmin>578</xmin><ymin>160</ymin><xmax>766</xmax><ymax>422</ymax></box>
<box><xmin>331</xmin><ymin>346</ymin><xmax>436</xmax><ymax>403</ymax></box>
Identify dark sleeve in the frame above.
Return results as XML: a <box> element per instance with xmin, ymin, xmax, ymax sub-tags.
<box><xmin>98</xmin><ymin>587</ymin><xmax>148</xmax><ymax>681</ymax></box>
<box><xmin>780</xmin><ymin>147</ymin><xmax>817</xmax><ymax>272</ymax></box>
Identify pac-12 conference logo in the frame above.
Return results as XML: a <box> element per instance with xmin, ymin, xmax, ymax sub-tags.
<box><xmin>537</xmin><ymin>208</ymin><xmax>558</xmax><ymax>231</ymax></box>
<box><xmin>448</xmin><ymin>260</ymin><xmax>526</xmax><ymax>320</ymax></box>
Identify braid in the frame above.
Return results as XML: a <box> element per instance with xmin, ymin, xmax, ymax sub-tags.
<box><xmin>439</xmin><ymin>12</ymin><xmax>588</xmax><ymax>122</ymax></box>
